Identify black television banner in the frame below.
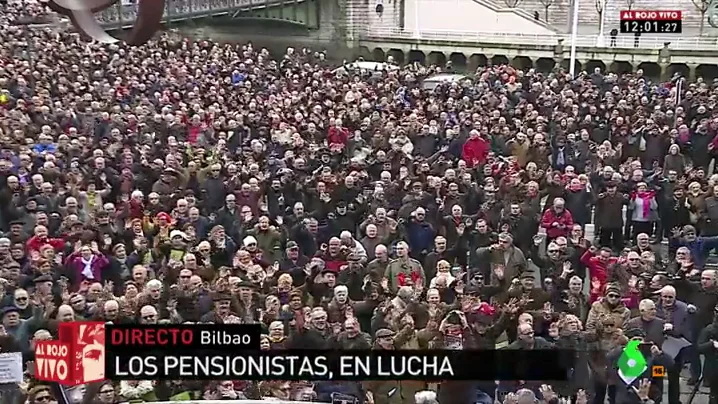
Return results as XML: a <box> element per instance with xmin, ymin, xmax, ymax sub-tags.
<box><xmin>106</xmin><ymin>349</ymin><xmax>574</xmax><ymax>381</ymax></box>
<box><xmin>106</xmin><ymin>323</ymin><xmax>262</xmax><ymax>352</ymax></box>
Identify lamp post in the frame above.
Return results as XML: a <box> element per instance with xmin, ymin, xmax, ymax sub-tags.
<box><xmin>596</xmin><ymin>0</ymin><xmax>607</xmax><ymax>46</ymax></box>
<box><xmin>568</xmin><ymin>0</ymin><xmax>579</xmax><ymax>77</ymax></box>
<box><xmin>413</xmin><ymin>0</ymin><xmax>420</xmax><ymax>39</ymax></box>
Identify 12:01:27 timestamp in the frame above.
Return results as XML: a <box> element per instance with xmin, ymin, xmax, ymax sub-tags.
<box><xmin>620</xmin><ymin>19</ymin><xmax>682</xmax><ymax>33</ymax></box>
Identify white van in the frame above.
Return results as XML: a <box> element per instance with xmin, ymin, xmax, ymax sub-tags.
<box><xmin>421</xmin><ymin>73</ymin><xmax>472</xmax><ymax>91</ymax></box>
<box><xmin>333</xmin><ymin>61</ymin><xmax>399</xmax><ymax>77</ymax></box>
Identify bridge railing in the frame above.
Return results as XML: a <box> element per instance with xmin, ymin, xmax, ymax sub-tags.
<box><xmin>365</xmin><ymin>27</ymin><xmax>718</xmax><ymax>50</ymax></box>
<box><xmin>97</xmin><ymin>0</ymin><xmax>290</xmax><ymax>28</ymax></box>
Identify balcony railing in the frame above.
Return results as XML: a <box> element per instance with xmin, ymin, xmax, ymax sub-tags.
<box><xmin>97</xmin><ymin>0</ymin><xmax>301</xmax><ymax>28</ymax></box>
<box><xmin>365</xmin><ymin>27</ymin><xmax>718</xmax><ymax>50</ymax></box>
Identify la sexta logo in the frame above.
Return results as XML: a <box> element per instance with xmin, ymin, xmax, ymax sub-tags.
<box><xmin>42</xmin><ymin>0</ymin><xmax>165</xmax><ymax>45</ymax></box>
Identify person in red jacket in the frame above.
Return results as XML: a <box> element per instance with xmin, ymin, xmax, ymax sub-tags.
<box><xmin>327</xmin><ymin>119</ymin><xmax>349</xmax><ymax>151</ymax></box>
<box><xmin>26</xmin><ymin>225</ymin><xmax>65</xmax><ymax>253</ymax></box>
<box><xmin>462</xmin><ymin>130</ymin><xmax>490</xmax><ymax>168</ymax></box>
<box><xmin>541</xmin><ymin>197</ymin><xmax>574</xmax><ymax>242</ymax></box>
<box><xmin>580</xmin><ymin>246</ymin><xmax>618</xmax><ymax>303</ymax></box>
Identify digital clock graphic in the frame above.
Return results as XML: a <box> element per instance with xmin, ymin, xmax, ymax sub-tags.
<box><xmin>620</xmin><ymin>19</ymin><xmax>682</xmax><ymax>34</ymax></box>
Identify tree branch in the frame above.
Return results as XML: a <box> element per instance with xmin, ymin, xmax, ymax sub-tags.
<box><xmin>692</xmin><ymin>0</ymin><xmax>710</xmax><ymax>13</ymax></box>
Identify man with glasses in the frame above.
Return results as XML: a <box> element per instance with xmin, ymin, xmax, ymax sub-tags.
<box><xmin>96</xmin><ymin>383</ymin><xmax>116</xmax><ymax>404</ymax></box>
<box><xmin>528</xmin><ymin>241</ymin><xmax>566</xmax><ymax>282</ymax></box>
<box><xmin>586</xmin><ymin>284</ymin><xmax>631</xmax><ymax>334</ymax></box>
<box><xmin>138</xmin><ymin>305</ymin><xmax>158</xmax><ymax>324</ymax></box>
<box><xmin>12</xmin><ymin>289</ymin><xmax>32</xmax><ymax>319</ymax></box>
<box><xmin>29</xmin><ymin>386</ymin><xmax>57</xmax><ymax>404</ymax></box>
<box><xmin>507</xmin><ymin>322</ymin><xmax>553</xmax><ymax>350</ymax></box>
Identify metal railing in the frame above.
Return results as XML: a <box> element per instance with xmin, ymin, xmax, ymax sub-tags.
<box><xmin>365</xmin><ymin>27</ymin><xmax>718</xmax><ymax>50</ymax></box>
<box><xmin>97</xmin><ymin>0</ymin><xmax>304</xmax><ymax>28</ymax></box>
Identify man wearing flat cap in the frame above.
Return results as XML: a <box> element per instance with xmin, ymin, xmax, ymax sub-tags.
<box><xmin>476</xmin><ymin>232</ymin><xmax>529</xmax><ymax>286</ymax></box>
<box><xmin>586</xmin><ymin>283</ymin><xmax>631</xmax><ymax>335</ymax></box>
<box><xmin>200</xmin><ymin>292</ymin><xmax>238</xmax><ymax>323</ymax></box>
<box><xmin>363</xmin><ymin>328</ymin><xmax>403</xmax><ymax>404</ymax></box>
<box><xmin>502</xmin><ymin>271</ymin><xmax>549</xmax><ymax>312</ymax></box>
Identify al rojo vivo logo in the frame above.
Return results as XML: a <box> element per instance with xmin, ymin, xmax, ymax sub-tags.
<box><xmin>35</xmin><ymin>322</ymin><xmax>106</xmax><ymax>386</ymax></box>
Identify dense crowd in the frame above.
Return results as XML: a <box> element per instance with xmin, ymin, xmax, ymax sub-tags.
<box><xmin>1</xmin><ymin>2</ymin><xmax>718</xmax><ymax>404</ymax></box>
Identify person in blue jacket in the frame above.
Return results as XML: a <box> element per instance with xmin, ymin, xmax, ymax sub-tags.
<box><xmin>669</xmin><ymin>224</ymin><xmax>718</xmax><ymax>269</ymax></box>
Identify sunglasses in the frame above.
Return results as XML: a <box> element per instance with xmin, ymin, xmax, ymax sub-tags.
<box><xmin>180</xmin><ymin>275</ymin><xmax>190</xmax><ymax>279</ymax></box>
<box><xmin>548</xmin><ymin>249</ymin><xmax>559</xmax><ymax>253</ymax></box>
<box><xmin>607</xmin><ymin>293</ymin><xmax>620</xmax><ymax>298</ymax></box>
<box><xmin>15</xmin><ymin>297</ymin><xmax>27</xmax><ymax>301</ymax></box>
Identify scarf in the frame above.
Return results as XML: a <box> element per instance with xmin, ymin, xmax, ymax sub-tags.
<box><xmin>80</xmin><ymin>256</ymin><xmax>95</xmax><ymax>280</ymax></box>
<box><xmin>397</xmin><ymin>271</ymin><xmax>421</xmax><ymax>287</ymax></box>
<box><xmin>556</xmin><ymin>148</ymin><xmax>565</xmax><ymax>166</ymax></box>
<box><xmin>631</xmin><ymin>191</ymin><xmax>655</xmax><ymax>218</ymax></box>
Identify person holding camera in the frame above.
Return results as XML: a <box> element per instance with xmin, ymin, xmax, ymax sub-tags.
<box><xmin>656</xmin><ymin>285</ymin><xmax>700</xmax><ymax>397</ymax></box>
<box><xmin>697</xmin><ymin>304</ymin><xmax>718</xmax><ymax>402</ymax></box>
<box><xmin>608</xmin><ymin>327</ymin><xmax>673</xmax><ymax>404</ymax></box>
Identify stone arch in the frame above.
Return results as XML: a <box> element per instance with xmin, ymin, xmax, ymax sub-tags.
<box><xmin>535</xmin><ymin>58</ymin><xmax>556</xmax><ymax>74</ymax></box>
<box><xmin>468</xmin><ymin>54</ymin><xmax>488</xmax><ymax>72</ymax></box>
<box><xmin>387</xmin><ymin>49</ymin><xmax>405</xmax><ymax>65</ymax></box>
<box><xmin>408</xmin><ymin>50</ymin><xmax>425</xmax><ymax>64</ymax></box>
<box><xmin>449</xmin><ymin>53</ymin><xmax>467</xmax><ymax>71</ymax></box>
<box><xmin>491</xmin><ymin>55</ymin><xmax>509</xmax><ymax>66</ymax></box>
<box><xmin>559</xmin><ymin>59</ymin><xmax>582</xmax><ymax>73</ymax></box>
<box><xmin>371</xmin><ymin>48</ymin><xmax>386</xmax><ymax>62</ymax></box>
<box><xmin>609</xmin><ymin>61</ymin><xmax>633</xmax><ymax>74</ymax></box>
<box><xmin>696</xmin><ymin>64</ymin><xmax>718</xmax><ymax>81</ymax></box>
<box><xmin>666</xmin><ymin>63</ymin><xmax>689</xmax><ymax>79</ymax></box>
<box><xmin>427</xmin><ymin>51</ymin><xmax>446</xmax><ymax>66</ymax></box>
<box><xmin>637</xmin><ymin>62</ymin><xmax>661</xmax><ymax>81</ymax></box>
<box><xmin>511</xmin><ymin>56</ymin><xmax>533</xmax><ymax>71</ymax></box>
<box><xmin>357</xmin><ymin>46</ymin><xmax>372</xmax><ymax>60</ymax></box>
<box><xmin>584</xmin><ymin>60</ymin><xmax>607</xmax><ymax>74</ymax></box>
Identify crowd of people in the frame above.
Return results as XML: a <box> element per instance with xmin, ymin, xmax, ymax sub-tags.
<box><xmin>1</xmin><ymin>1</ymin><xmax>718</xmax><ymax>404</ymax></box>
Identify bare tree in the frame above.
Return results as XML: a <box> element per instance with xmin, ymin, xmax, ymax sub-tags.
<box><xmin>693</xmin><ymin>0</ymin><xmax>711</xmax><ymax>35</ymax></box>
<box><xmin>625</xmin><ymin>0</ymin><xmax>634</xmax><ymax>10</ymax></box>
<box><xmin>503</xmin><ymin>0</ymin><xmax>522</xmax><ymax>8</ymax></box>
<box><xmin>539</xmin><ymin>0</ymin><xmax>555</xmax><ymax>21</ymax></box>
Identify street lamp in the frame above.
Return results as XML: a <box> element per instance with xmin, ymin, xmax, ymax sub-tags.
<box><xmin>596</xmin><ymin>0</ymin><xmax>607</xmax><ymax>46</ymax></box>
<box><xmin>568</xmin><ymin>0</ymin><xmax>579</xmax><ymax>77</ymax></box>
<box><xmin>413</xmin><ymin>0</ymin><xmax>420</xmax><ymax>39</ymax></box>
